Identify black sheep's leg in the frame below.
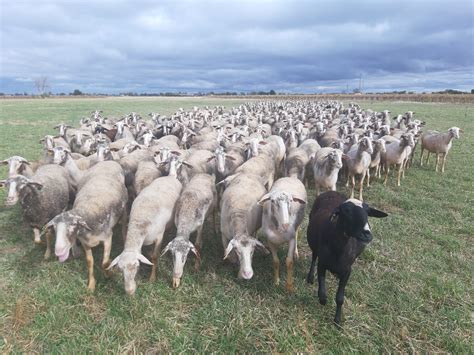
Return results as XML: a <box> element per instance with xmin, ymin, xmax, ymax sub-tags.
<box><xmin>317</xmin><ymin>265</ymin><xmax>327</xmax><ymax>305</ymax></box>
<box><xmin>306</xmin><ymin>252</ymin><xmax>317</xmax><ymax>284</ymax></box>
<box><xmin>334</xmin><ymin>271</ymin><xmax>351</xmax><ymax>326</ymax></box>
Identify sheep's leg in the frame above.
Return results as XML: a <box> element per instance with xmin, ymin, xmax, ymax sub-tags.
<box><xmin>294</xmin><ymin>228</ymin><xmax>299</xmax><ymax>261</ymax></box>
<box><xmin>102</xmin><ymin>233</ymin><xmax>113</xmax><ymax>277</ymax></box>
<box><xmin>420</xmin><ymin>147</ymin><xmax>424</xmax><ymax>166</ymax></box>
<box><xmin>194</xmin><ymin>225</ymin><xmax>203</xmax><ymax>270</ymax></box>
<box><xmin>345</xmin><ymin>173</ymin><xmax>350</xmax><ymax>187</ymax></box>
<box><xmin>33</xmin><ymin>228</ymin><xmax>41</xmax><ymax>244</ymax></box>
<box><xmin>268</xmin><ymin>242</ymin><xmax>280</xmax><ymax>286</ymax></box>
<box><xmin>441</xmin><ymin>153</ymin><xmax>447</xmax><ymax>173</ymax></box>
<box><xmin>350</xmin><ymin>175</ymin><xmax>355</xmax><ymax>199</ymax></box>
<box><xmin>435</xmin><ymin>154</ymin><xmax>440</xmax><ymax>172</ymax></box>
<box><xmin>120</xmin><ymin>209</ymin><xmax>128</xmax><ymax>243</ymax></box>
<box><xmin>84</xmin><ymin>247</ymin><xmax>96</xmax><ymax>292</ymax></box>
<box><xmin>44</xmin><ymin>229</ymin><xmax>52</xmax><ymax>260</ymax></box>
<box><xmin>383</xmin><ymin>165</ymin><xmax>389</xmax><ymax>185</ymax></box>
<box><xmin>397</xmin><ymin>163</ymin><xmax>403</xmax><ymax>186</ymax></box>
<box><xmin>317</xmin><ymin>266</ymin><xmax>328</xmax><ymax>305</ymax></box>
<box><xmin>306</xmin><ymin>252</ymin><xmax>317</xmax><ymax>284</ymax></box>
<box><xmin>425</xmin><ymin>152</ymin><xmax>431</xmax><ymax>166</ymax></box>
<box><xmin>149</xmin><ymin>235</ymin><xmax>163</xmax><ymax>282</ymax></box>
<box><xmin>213</xmin><ymin>208</ymin><xmax>219</xmax><ymax>237</ymax></box>
<box><xmin>359</xmin><ymin>172</ymin><xmax>365</xmax><ymax>201</ymax></box>
<box><xmin>366</xmin><ymin>169</ymin><xmax>370</xmax><ymax>187</ymax></box>
<box><xmin>334</xmin><ymin>271</ymin><xmax>351</xmax><ymax>326</ymax></box>
<box><xmin>286</xmin><ymin>238</ymin><xmax>296</xmax><ymax>293</ymax></box>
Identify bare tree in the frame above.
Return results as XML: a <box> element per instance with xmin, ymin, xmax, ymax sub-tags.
<box><xmin>34</xmin><ymin>76</ymin><xmax>50</xmax><ymax>96</ymax></box>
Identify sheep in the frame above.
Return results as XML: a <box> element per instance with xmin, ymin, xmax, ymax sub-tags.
<box><xmin>259</xmin><ymin>177</ymin><xmax>307</xmax><ymax>292</ymax></box>
<box><xmin>220</xmin><ymin>173</ymin><xmax>269</xmax><ymax>279</ymax></box>
<box><xmin>118</xmin><ymin>148</ymin><xmax>154</xmax><ymax>187</ymax></box>
<box><xmin>381</xmin><ymin>133</ymin><xmax>415</xmax><ymax>186</ymax></box>
<box><xmin>420</xmin><ymin>127</ymin><xmax>462</xmax><ymax>172</ymax></box>
<box><xmin>368</xmin><ymin>139</ymin><xmax>386</xmax><ymax>184</ymax></box>
<box><xmin>44</xmin><ymin>161</ymin><xmax>128</xmax><ymax>291</ymax></box>
<box><xmin>284</xmin><ymin>147</ymin><xmax>309</xmax><ymax>182</ymax></box>
<box><xmin>345</xmin><ymin>137</ymin><xmax>373</xmax><ymax>201</ymax></box>
<box><xmin>0</xmin><ymin>164</ymin><xmax>73</xmax><ymax>259</ymax></box>
<box><xmin>206</xmin><ymin>146</ymin><xmax>244</xmax><ymax>181</ymax></box>
<box><xmin>161</xmin><ymin>174</ymin><xmax>217</xmax><ymax>288</ymax></box>
<box><xmin>133</xmin><ymin>160</ymin><xmax>163</xmax><ymax>195</ymax></box>
<box><xmin>312</xmin><ymin>148</ymin><xmax>344</xmax><ymax>195</ymax></box>
<box><xmin>108</xmin><ymin>175</ymin><xmax>182</xmax><ymax>295</ymax></box>
<box><xmin>306</xmin><ymin>191</ymin><xmax>388</xmax><ymax>326</ymax></box>
<box><xmin>178</xmin><ymin>149</ymin><xmax>215</xmax><ymax>184</ymax></box>
<box><xmin>1</xmin><ymin>156</ymin><xmax>35</xmax><ymax>178</ymax></box>
<box><xmin>235</xmin><ymin>154</ymin><xmax>275</xmax><ymax>189</ymax></box>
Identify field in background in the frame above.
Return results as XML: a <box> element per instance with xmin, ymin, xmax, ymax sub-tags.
<box><xmin>0</xmin><ymin>97</ymin><xmax>473</xmax><ymax>353</ymax></box>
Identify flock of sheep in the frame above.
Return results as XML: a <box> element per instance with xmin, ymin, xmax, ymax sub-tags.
<box><xmin>0</xmin><ymin>101</ymin><xmax>463</xmax><ymax>325</ymax></box>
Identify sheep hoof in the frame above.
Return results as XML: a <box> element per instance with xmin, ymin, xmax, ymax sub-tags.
<box><xmin>87</xmin><ymin>280</ymin><xmax>96</xmax><ymax>292</ymax></box>
<box><xmin>43</xmin><ymin>251</ymin><xmax>51</xmax><ymax>260</ymax></box>
<box><xmin>286</xmin><ymin>283</ymin><xmax>294</xmax><ymax>293</ymax></box>
<box><xmin>306</xmin><ymin>274</ymin><xmax>314</xmax><ymax>284</ymax></box>
<box><xmin>319</xmin><ymin>297</ymin><xmax>327</xmax><ymax>305</ymax></box>
<box><xmin>274</xmin><ymin>278</ymin><xmax>280</xmax><ymax>286</ymax></box>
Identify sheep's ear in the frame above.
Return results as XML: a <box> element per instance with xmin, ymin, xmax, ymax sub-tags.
<box><xmin>225</xmin><ymin>154</ymin><xmax>236</xmax><ymax>161</ymax></box>
<box><xmin>138</xmin><ymin>254</ymin><xmax>153</xmax><ymax>265</ymax></box>
<box><xmin>0</xmin><ymin>160</ymin><xmax>9</xmax><ymax>165</ymax></box>
<box><xmin>0</xmin><ymin>180</ymin><xmax>6</xmax><ymax>188</ymax></box>
<box><xmin>255</xmin><ymin>240</ymin><xmax>270</xmax><ymax>255</ymax></box>
<box><xmin>107</xmin><ymin>254</ymin><xmax>121</xmax><ymax>270</ymax></box>
<box><xmin>161</xmin><ymin>242</ymin><xmax>173</xmax><ymax>257</ymax></box>
<box><xmin>223</xmin><ymin>240</ymin><xmax>235</xmax><ymax>260</ymax></box>
<box><xmin>259</xmin><ymin>141</ymin><xmax>268</xmax><ymax>145</ymax></box>
<box><xmin>190</xmin><ymin>242</ymin><xmax>201</xmax><ymax>263</ymax></box>
<box><xmin>258</xmin><ymin>193</ymin><xmax>271</xmax><ymax>205</ymax></box>
<box><xmin>207</xmin><ymin>156</ymin><xmax>216</xmax><ymax>162</ymax></box>
<box><xmin>367</xmin><ymin>207</ymin><xmax>388</xmax><ymax>218</ymax></box>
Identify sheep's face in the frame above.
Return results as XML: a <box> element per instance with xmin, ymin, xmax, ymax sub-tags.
<box><xmin>108</xmin><ymin>251</ymin><xmax>152</xmax><ymax>295</ymax></box>
<box><xmin>0</xmin><ymin>156</ymin><xmax>30</xmax><ymax>177</ymax></box>
<box><xmin>52</xmin><ymin>147</ymin><xmax>69</xmax><ymax>165</ymax></box>
<box><xmin>0</xmin><ymin>175</ymin><xmax>42</xmax><ymax>206</ymax></box>
<box><xmin>214</xmin><ymin>148</ymin><xmax>226</xmax><ymax>174</ymax></box>
<box><xmin>332</xmin><ymin>199</ymin><xmax>388</xmax><ymax>243</ymax></box>
<box><xmin>374</xmin><ymin>139</ymin><xmax>386</xmax><ymax>154</ymax></box>
<box><xmin>223</xmin><ymin>236</ymin><xmax>269</xmax><ymax>280</ymax></box>
<box><xmin>328</xmin><ymin>150</ymin><xmax>343</xmax><ymax>169</ymax></box>
<box><xmin>49</xmin><ymin>213</ymin><xmax>90</xmax><ymax>263</ymax></box>
<box><xmin>96</xmin><ymin>144</ymin><xmax>110</xmax><ymax>161</ymax></box>
<box><xmin>401</xmin><ymin>133</ymin><xmax>415</xmax><ymax>148</ymax></box>
<box><xmin>449</xmin><ymin>127</ymin><xmax>461</xmax><ymax>139</ymax></box>
<box><xmin>161</xmin><ymin>237</ymin><xmax>199</xmax><ymax>288</ymax></box>
<box><xmin>359</xmin><ymin>137</ymin><xmax>373</xmax><ymax>155</ymax></box>
<box><xmin>260</xmin><ymin>191</ymin><xmax>306</xmax><ymax>232</ymax></box>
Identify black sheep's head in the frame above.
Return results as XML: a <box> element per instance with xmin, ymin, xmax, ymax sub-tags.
<box><xmin>331</xmin><ymin>198</ymin><xmax>388</xmax><ymax>243</ymax></box>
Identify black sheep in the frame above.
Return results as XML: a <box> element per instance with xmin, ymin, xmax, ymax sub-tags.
<box><xmin>306</xmin><ymin>191</ymin><xmax>388</xmax><ymax>326</ymax></box>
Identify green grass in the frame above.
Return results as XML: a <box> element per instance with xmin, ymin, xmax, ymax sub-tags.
<box><xmin>0</xmin><ymin>97</ymin><xmax>473</xmax><ymax>353</ymax></box>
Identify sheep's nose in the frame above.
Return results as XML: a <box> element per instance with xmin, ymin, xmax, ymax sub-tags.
<box><xmin>241</xmin><ymin>270</ymin><xmax>254</xmax><ymax>280</ymax></box>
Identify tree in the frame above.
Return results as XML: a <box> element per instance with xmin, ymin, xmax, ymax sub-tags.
<box><xmin>71</xmin><ymin>89</ymin><xmax>83</xmax><ymax>96</ymax></box>
<box><xmin>269</xmin><ymin>89</ymin><xmax>276</xmax><ymax>95</ymax></box>
<box><xmin>34</xmin><ymin>76</ymin><xmax>49</xmax><ymax>97</ymax></box>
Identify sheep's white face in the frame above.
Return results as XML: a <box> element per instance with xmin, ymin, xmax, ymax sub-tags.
<box><xmin>224</xmin><ymin>236</ymin><xmax>268</xmax><ymax>280</ymax></box>
<box><xmin>96</xmin><ymin>144</ymin><xmax>109</xmax><ymax>161</ymax></box>
<box><xmin>329</xmin><ymin>150</ymin><xmax>343</xmax><ymax>169</ymax></box>
<box><xmin>360</xmin><ymin>137</ymin><xmax>373</xmax><ymax>155</ymax></box>
<box><xmin>215</xmin><ymin>149</ymin><xmax>226</xmax><ymax>174</ymax></box>
<box><xmin>162</xmin><ymin>237</ymin><xmax>199</xmax><ymax>288</ymax></box>
<box><xmin>53</xmin><ymin>147</ymin><xmax>68</xmax><ymax>165</ymax></box>
<box><xmin>1</xmin><ymin>156</ymin><xmax>29</xmax><ymax>177</ymax></box>
<box><xmin>375</xmin><ymin>139</ymin><xmax>386</xmax><ymax>154</ymax></box>
<box><xmin>449</xmin><ymin>127</ymin><xmax>460</xmax><ymax>139</ymax></box>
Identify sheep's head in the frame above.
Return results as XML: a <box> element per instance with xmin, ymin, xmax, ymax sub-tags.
<box><xmin>0</xmin><ymin>175</ymin><xmax>42</xmax><ymax>206</ymax></box>
<box><xmin>108</xmin><ymin>251</ymin><xmax>152</xmax><ymax>295</ymax></box>
<box><xmin>331</xmin><ymin>198</ymin><xmax>388</xmax><ymax>243</ymax></box>
<box><xmin>259</xmin><ymin>191</ymin><xmax>306</xmax><ymax>231</ymax></box>
<box><xmin>401</xmin><ymin>133</ymin><xmax>415</xmax><ymax>148</ymax></box>
<box><xmin>328</xmin><ymin>149</ymin><xmax>343</xmax><ymax>169</ymax></box>
<box><xmin>223</xmin><ymin>236</ymin><xmax>269</xmax><ymax>280</ymax></box>
<box><xmin>359</xmin><ymin>137</ymin><xmax>373</xmax><ymax>155</ymax></box>
<box><xmin>161</xmin><ymin>237</ymin><xmax>200</xmax><ymax>288</ymax></box>
<box><xmin>52</xmin><ymin>146</ymin><xmax>70</xmax><ymax>165</ymax></box>
<box><xmin>449</xmin><ymin>126</ymin><xmax>462</xmax><ymax>139</ymax></box>
<box><xmin>0</xmin><ymin>156</ymin><xmax>30</xmax><ymax>177</ymax></box>
<box><xmin>45</xmin><ymin>212</ymin><xmax>92</xmax><ymax>263</ymax></box>
<box><xmin>373</xmin><ymin>139</ymin><xmax>386</xmax><ymax>154</ymax></box>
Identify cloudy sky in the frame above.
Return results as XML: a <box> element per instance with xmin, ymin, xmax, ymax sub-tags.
<box><xmin>1</xmin><ymin>0</ymin><xmax>473</xmax><ymax>94</ymax></box>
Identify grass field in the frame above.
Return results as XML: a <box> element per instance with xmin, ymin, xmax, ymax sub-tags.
<box><xmin>0</xmin><ymin>97</ymin><xmax>473</xmax><ymax>353</ymax></box>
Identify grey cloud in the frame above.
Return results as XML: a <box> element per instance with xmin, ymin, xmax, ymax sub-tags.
<box><xmin>1</xmin><ymin>0</ymin><xmax>472</xmax><ymax>93</ymax></box>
